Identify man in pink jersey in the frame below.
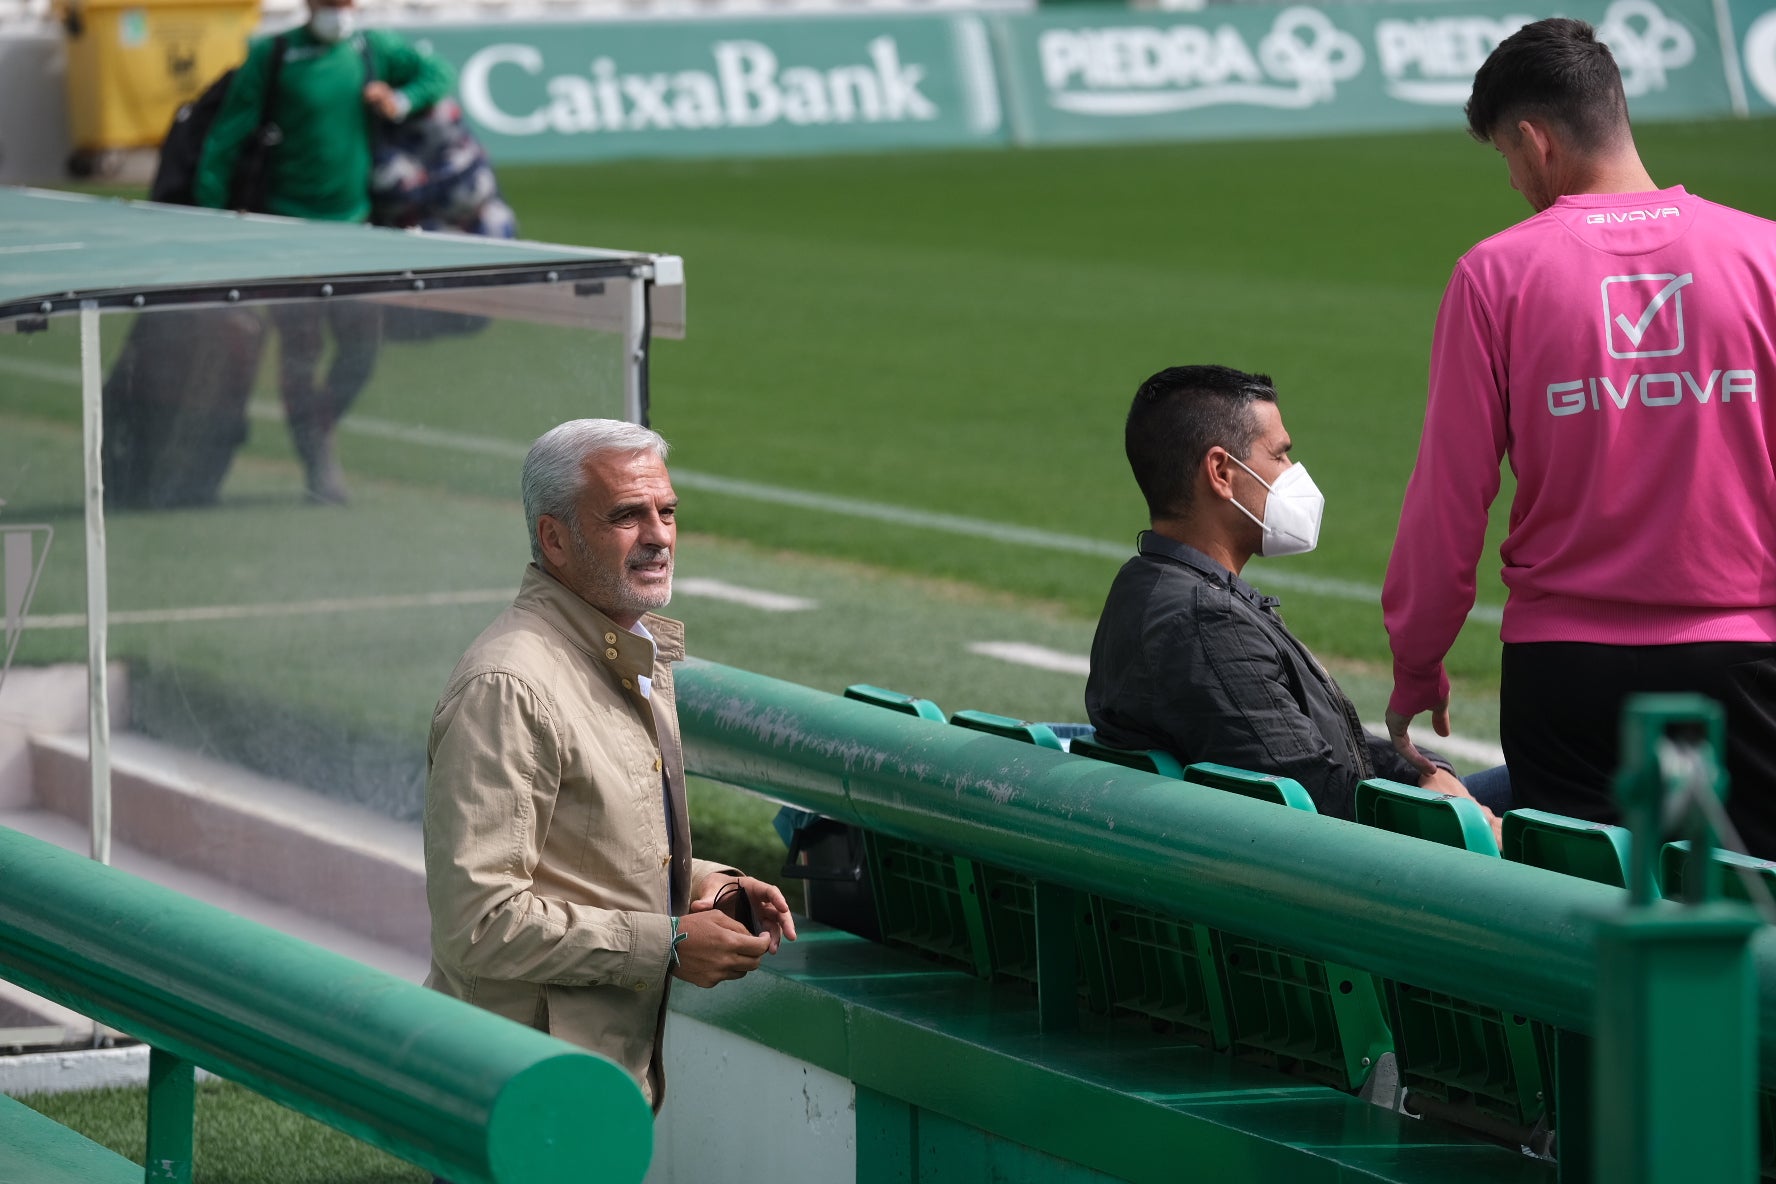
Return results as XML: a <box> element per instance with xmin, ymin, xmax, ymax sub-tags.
<box><xmin>1382</xmin><ymin>18</ymin><xmax>1776</xmax><ymax>856</ymax></box>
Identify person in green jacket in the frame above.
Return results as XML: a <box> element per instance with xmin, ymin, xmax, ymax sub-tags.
<box><xmin>195</xmin><ymin>0</ymin><xmax>453</xmax><ymax>503</ymax></box>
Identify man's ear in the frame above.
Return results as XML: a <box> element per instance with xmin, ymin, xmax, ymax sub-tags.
<box><xmin>1202</xmin><ymin>446</ymin><xmax>1238</xmax><ymax>502</ymax></box>
<box><xmin>1517</xmin><ymin>118</ymin><xmax>1556</xmax><ymax>167</ymax></box>
<box><xmin>536</xmin><ymin>514</ymin><xmax>572</xmax><ymax>572</ymax></box>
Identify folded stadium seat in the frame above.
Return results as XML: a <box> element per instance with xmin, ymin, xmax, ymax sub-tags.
<box><xmin>1356</xmin><ymin>779</ymin><xmax>1501</xmax><ymax>857</ymax></box>
<box><xmin>1068</xmin><ymin>735</ymin><xmax>1185</xmax><ymax>778</ymax></box>
<box><xmin>1183</xmin><ymin>761</ymin><xmax>1317</xmax><ymax>812</ymax></box>
<box><xmin>1660</xmin><ymin>839</ymin><xmax>1776</xmax><ymax>904</ymax></box>
<box><xmin>948</xmin><ymin>709</ymin><xmax>1065</xmax><ymax>750</ymax></box>
<box><xmin>1501</xmin><ymin>808</ymin><xmax>1776</xmax><ymax>1174</ymax></box>
<box><xmin>943</xmin><ymin>709</ymin><xmax>1114</xmax><ymax>1013</ymax></box>
<box><xmin>1357</xmin><ymin>779</ymin><xmax>1550</xmax><ymax>1150</ymax></box>
<box><xmin>812</xmin><ymin>684</ymin><xmax>999</xmax><ymax>971</ymax></box>
<box><xmin>1500</xmin><ymin>810</ymin><xmax>1635</xmax><ymax>888</ymax></box>
<box><xmin>776</xmin><ymin>684</ymin><xmax>949</xmax><ymax>946</ymax></box>
<box><xmin>1175</xmin><ymin>764</ymin><xmax>1393</xmax><ymax>1095</ymax></box>
<box><xmin>1066</xmin><ymin>739</ymin><xmax>1229</xmax><ymax>1047</ymax></box>
<box><xmin>842</xmin><ymin>683</ymin><xmax>945</xmax><ymax>721</ymax></box>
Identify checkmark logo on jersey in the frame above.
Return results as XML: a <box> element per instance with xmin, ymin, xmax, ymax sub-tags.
<box><xmin>1602</xmin><ymin>272</ymin><xmax>1693</xmax><ymax>359</ymax></box>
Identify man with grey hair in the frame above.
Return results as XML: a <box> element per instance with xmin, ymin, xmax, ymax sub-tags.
<box><xmin>424</xmin><ymin>418</ymin><xmax>794</xmax><ymax>1112</ymax></box>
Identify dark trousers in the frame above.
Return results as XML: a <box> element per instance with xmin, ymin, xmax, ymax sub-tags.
<box><xmin>1500</xmin><ymin>641</ymin><xmax>1776</xmax><ymax>859</ymax></box>
<box><xmin>268</xmin><ymin>301</ymin><xmax>383</xmax><ymax>435</ymax></box>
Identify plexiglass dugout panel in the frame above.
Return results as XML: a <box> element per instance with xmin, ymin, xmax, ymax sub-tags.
<box><xmin>2</xmin><ymin>287</ymin><xmax>629</xmax><ymax>838</ymax></box>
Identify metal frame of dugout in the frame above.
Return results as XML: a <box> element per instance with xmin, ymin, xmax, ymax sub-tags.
<box><xmin>0</xmin><ymin>185</ymin><xmax>685</xmax><ymax>866</ymax></box>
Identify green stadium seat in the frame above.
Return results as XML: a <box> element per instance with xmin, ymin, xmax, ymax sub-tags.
<box><xmin>948</xmin><ymin>709</ymin><xmax>1065</xmax><ymax>750</ymax></box>
<box><xmin>1069</xmin><ymin>735</ymin><xmax>1186</xmax><ymax>778</ymax></box>
<box><xmin>843</xmin><ymin>691</ymin><xmax>1100</xmax><ymax>987</ymax></box>
<box><xmin>1502</xmin><ymin>810</ymin><xmax>1634</xmax><ymax>889</ymax></box>
<box><xmin>788</xmin><ymin>685</ymin><xmax>957</xmax><ymax>955</ymax></box>
<box><xmin>1176</xmin><ymin>763</ymin><xmax>1392</xmax><ymax>1093</ymax></box>
<box><xmin>1066</xmin><ymin>734</ymin><xmax>1228</xmax><ymax>1043</ymax></box>
<box><xmin>1186</xmin><ymin>762</ymin><xmax>1316</xmax><ymax>812</ymax></box>
<box><xmin>1358</xmin><ymin>782</ymin><xmax>1546</xmax><ymax>1141</ymax></box>
<box><xmin>1660</xmin><ymin>840</ymin><xmax>1776</xmax><ymax>906</ymax></box>
<box><xmin>843</xmin><ymin>683</ymin><xmax>946</xmax><ymax>721</ymax></box>
<box><xmin>1356</xmin><ymin>779</ymin><xmax>1500</xmax><ymax>857</ymax></box>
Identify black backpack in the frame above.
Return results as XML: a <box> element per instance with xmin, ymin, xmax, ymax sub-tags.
<box><xmin>150</xmin><ymin>34</ymin><xmax>286</xmax><ymax>208</ymax></box>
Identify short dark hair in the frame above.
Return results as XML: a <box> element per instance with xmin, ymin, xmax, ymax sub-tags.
<box><xmin>1465</xmin><ymin>18</ymin><xmax>1630</xmax><ymax>150</ymax></box>
<box><xmin>1125</xmin><ymin>365</ymin><xmax>1277</xmax><ymax>520</ymax></box>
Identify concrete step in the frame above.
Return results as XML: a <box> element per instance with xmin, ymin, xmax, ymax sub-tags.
<box><xmin>0</xmin><ymin>665</ymin><xmax>433</xmax><ymax>1081</ymax></box>
<box><xmin>27</xmin><ymin>732</ymin><xmax>429</xmax><ymax>955</ymax></box>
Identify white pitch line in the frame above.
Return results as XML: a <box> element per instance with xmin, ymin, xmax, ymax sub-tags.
<box><xmin>23</xmin><ymin>588</ymin><xmax>516</xmax><ymax>630</ymax></box>
<box><xmin>21</xmin><ymin>578</ymin><xmax>812</xmax><ymax>630</ymax></box>
<box><xmin>0</xmin><ymin>357</ymin><xmax>1501</xmax><ymax>624</ymax></box>
<box><xmin>0</xmin><ymin>356</ymin><xmax>90</xmax><ymax>384</ymax></box>
<box><xmin>243</xmin><ymin>400</ymin><xmax>527</xmax><ymax>459</ymax></box>
<box><xmin>967</xmin><ymin>641</ymin><xmax>1092</xmax><ymax>677</ymax></box>
<box><xmin>674</xmin><ymin>578</ymin><xmax>813</xmax><ymax>612</ymax></box>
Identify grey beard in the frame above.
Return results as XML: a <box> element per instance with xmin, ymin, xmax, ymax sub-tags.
<box><xmin>572</xmin><ymin>530</ymin><xmax>672</xmax><ymax>621</ymax></box>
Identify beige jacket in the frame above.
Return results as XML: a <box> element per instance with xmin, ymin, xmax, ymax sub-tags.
<box><xmin>423</xmin><ymin>564</ymin><xmax>733</xmax><ymax>1109</ymax></box>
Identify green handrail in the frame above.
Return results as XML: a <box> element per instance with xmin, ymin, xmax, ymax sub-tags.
<box><xmin>0</xmin><ymin>826</ymin><xmax>652</xmax><ymax>1184</ymax></box>
<box><xmin>675</xmin><ymin>660</ymin><xmax>1776</xmax><ymax>1076</ymax></box>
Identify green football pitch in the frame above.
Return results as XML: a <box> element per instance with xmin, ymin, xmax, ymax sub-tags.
<box><xmin>513</xmin><ymin>114</ymin><xmax>1776</xmax><ymax>678</ymax></box>
<box><xmin>4</xmin><ymin>116</ymin><xmax>1774</xmax><ymax>828</ymax></box>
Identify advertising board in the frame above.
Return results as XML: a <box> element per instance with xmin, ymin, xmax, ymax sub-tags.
<box><xmin>416</xmin><ymin>14</ymin><xmax>1006</xmax><ymax>162</ymax></box>
<box><xmin>992</xmin><ymin>0</ymin><xmax>1734</xmax><ymax>146</ymax></box>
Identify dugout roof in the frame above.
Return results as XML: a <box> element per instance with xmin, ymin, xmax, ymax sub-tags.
<box><xmin>0</xmin><ymin>187</ymin><xmax>683</xmax><ymax>333</ymax></box>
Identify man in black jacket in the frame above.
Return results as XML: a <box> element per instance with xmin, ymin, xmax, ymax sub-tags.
<box><xmin>1085</xmin><ymin>364</ymin><xmax>1507</xmax><ymax>830</ymax></box>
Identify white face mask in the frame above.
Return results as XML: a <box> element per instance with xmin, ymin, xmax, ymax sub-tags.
<box><xmin>309</xmin><ymin>7</ymin><xmax>356</xmax><ymax>42</ymax></box>
<box><xmin>1226</xmin><ymin>453</ymin><xmax>1324</xmax><ymax>557</ymax></box>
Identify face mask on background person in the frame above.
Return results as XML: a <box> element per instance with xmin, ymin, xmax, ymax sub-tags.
<box><xmin>1225</xmin><ymin>453</ymin><xmax>1325</xmax><ymax>557</ymax></box>
<box><xmin>309</xmin><ymin>7</ymin><xmax>356</xmax><ymax>42</ymax></box>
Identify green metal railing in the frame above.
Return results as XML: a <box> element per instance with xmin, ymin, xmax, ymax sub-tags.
<box><xmin>0</xmin><ymin>827</ymin><xmax>653</xmax><ymax>1184</ymax></box>
<box><xmin>1592</xmin><ymin>696</ymin><xmax>1762</xmax><ymax>1183</ymax></box>
<box><xmin>676</xmin><ymin>661</ymin><xmax>1776</xmax><ymax>1079</ymax></box>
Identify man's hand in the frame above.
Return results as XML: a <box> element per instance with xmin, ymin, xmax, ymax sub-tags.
<box><xmin>363</xmin><ymin>82</ymin><xmax>409</xmax><ymax>120</ymax></box>
<box><xmin>1419</xmin><ymin>766</ymin><xmax>1503</xmax><ymax>846</ymax></box>
<box><xmin>670</xmin><ymin>908</ymin><xmax>770</xmax><ymax>988</ymax></box>
<box><xmin>1386</xmin><ymin>694</ymin><xmax>1452</xmax><ymax>780</ymax></box>
<box><xmin>692</xmin><ymin>875</ymin><xmax>799</xmax><ymax>954</ymax></box>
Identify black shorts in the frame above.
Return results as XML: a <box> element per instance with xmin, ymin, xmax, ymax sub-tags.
<box><xmin>1500</xmin><ymin>641</ymin><xmax>1776</xmax><ymax>860</ymax></box>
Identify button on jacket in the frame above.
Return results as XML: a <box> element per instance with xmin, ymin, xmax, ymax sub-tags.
<box><xmin>1086</xmin><ymin>533</ymin><xmax>1430</xmax><ymax>819</ymax></box>
<box><xmin>424</xmin><ymin>564</ymin><xmax>734</xmax><ymax>1109</ymax></box>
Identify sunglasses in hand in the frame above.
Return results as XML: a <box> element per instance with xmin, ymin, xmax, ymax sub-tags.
<box><xmin>711</xmin><ymin>880</ymin><xmax>764</xmax><ymax>937</ymax></box>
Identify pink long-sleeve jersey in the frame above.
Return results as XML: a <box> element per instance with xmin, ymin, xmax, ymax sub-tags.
<box><xmin>1384</xmin><ymin>186</ymin><xmax>1776</xmax><ymax>717</ymax></box>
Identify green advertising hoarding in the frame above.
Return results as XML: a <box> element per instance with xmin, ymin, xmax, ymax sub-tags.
<box><xmin>415</xmin><ymin>13</ymin><xmax>1005</xmax><ymax>162</ymax></box>
<box><xmin>992</xmin><ymin>0</ymin><xmax>1735</xmax><ymax>146</ymax></box>
<box><xmin>402</xmin><ymin>0</ymin><xmax>1761</xmax><ymax>166</ymax></box>
<box><xmin>1733</xmin><ymin>0</ymin><xmax>1776</xmax><ymax>111</ymax></box>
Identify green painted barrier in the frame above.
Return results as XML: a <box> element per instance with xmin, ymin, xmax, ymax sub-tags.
<box><xmin>0</xmin><ymin>826</ymin><xmax>652</xmax><ymax>1184</ymax></box>
<box><xmin>1593</xmin><ymin>695</ymin><xmax>1761</xmax><ymax>1182</ymax></box>
<box><xmin>675</xmin><ymin>660</ymin><xmax>1776</xmax><ymax>1078</ymax></box>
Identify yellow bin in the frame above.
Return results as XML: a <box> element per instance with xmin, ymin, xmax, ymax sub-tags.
<box><xmin>61</xmin><ymin>0</ymin><xmax>258</xmax><ymax>155</ymax></box>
